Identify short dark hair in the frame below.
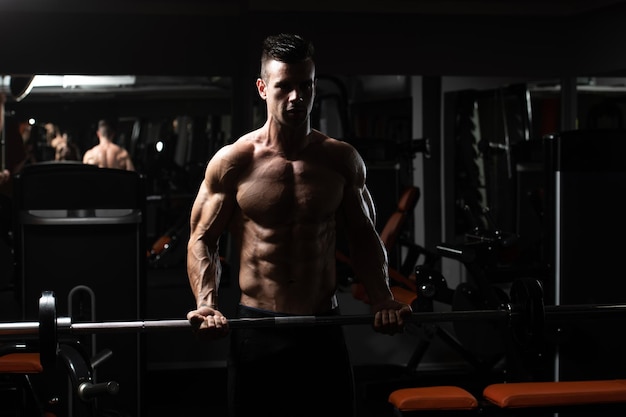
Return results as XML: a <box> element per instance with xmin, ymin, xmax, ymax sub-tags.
<box><xmin>98</xmin><ymin>119</ymin><xmax>115</xmax><ymax>138</ymax></box>
<box><xmin>260</xmin><ymin>33</ymin><xmax>314</xmax><ymax>78</ymax></box>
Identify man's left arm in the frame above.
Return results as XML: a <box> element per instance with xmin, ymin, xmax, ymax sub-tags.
<box><xmin>340</xmin><ymin>147</ymin><xmax>412</xmax><ymax>333</ymax></box>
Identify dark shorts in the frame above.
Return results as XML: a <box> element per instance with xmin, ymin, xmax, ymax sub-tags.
<box><xmin>227</xmin><ymin>304</ymin><xmax>356</xmax><ymax>417</ymax></box>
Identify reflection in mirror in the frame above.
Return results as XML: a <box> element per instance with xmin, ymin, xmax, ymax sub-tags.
<box><xmin>2</xmin><ymin>75</ymin><xmax>232</xmax><ymax>261</ymax></box>
<box><xmin>4</xmin><ymin>75</ymin><xmax>232</xmax><ymax>195</ymax></box>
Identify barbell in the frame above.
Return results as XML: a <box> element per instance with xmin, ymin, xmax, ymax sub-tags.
<box><xmin>2</xmin><ymin>278</ymin><xmax>626</xmax><ymax>370</ymax></box>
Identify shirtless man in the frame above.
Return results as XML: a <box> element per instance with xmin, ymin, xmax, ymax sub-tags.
<box><xmin>45</xmin><ymin>123</ymin><xmax>64</xmax><ymax>150</ymax></box>
<box><xmin>82</xmin><ymin>119</ymin><xmax>135</xmax><ymax>170</ymax></box>
<box><xmin>186</xmin><ymin>33</ymin><xmax>412</xmax><ymax>417</ymax></box>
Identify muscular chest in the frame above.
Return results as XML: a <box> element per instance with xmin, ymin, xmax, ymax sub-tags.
<box><xmin>237</xmin><ymin>158</ymin><xmax>344</xmax><ymax>225</ymax></box>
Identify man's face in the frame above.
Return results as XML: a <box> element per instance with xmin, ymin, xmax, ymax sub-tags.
<box><xmin>257</xmin><ymin>58</ymin><xmax>316</xmax><ymax>128</ymax></box>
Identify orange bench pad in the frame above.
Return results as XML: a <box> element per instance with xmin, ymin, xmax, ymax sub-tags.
<box><xmin>0</xmin><ymin>353</ymin><xmax>43</xmax><ymax>373</ymax></box>
<box><xmin>389</xmin><ymin>386</ymin><xmax>479</xmax><ymax>411</ymax></box>
<box><xmin>483</xmin><ymin>380</ymin><xmax>626</xmax><ymax>408</ymax></box>
<box><xmin>391</xmin><ymin>286</ymin><xmax>418</xmax><ymax>306</ymax></box>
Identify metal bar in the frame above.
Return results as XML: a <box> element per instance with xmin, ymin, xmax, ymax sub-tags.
<box><xmin>67</xmin><ymin>309</ymin><xmax>511</xmax><ymax>333</ymax></box>
<box><xmin>0</xmin><ymin>321</ymin><xmax>39</xmax><ymax>336</ymax></box>
<box><xmin>71</xmin><ymin>319</ymin><xmax>191</xmax><ymax>334</ymax></box>
<box><xmin>19</xmin><ymin>210</ymin><xmax>142</xmax><ymax>226</ymax></box>
<box><xmin>545</xmin><ymin>304</ymin><xmax>626</xmax><ymax>321</ymax></box>
<box><xmin>3</xmin><ymin>303</ymin><xmax>626</xmax><ymax>339</ymax></box>
<box><xmin>0</xmin><ymin>309</ymin><xmax>511</xmax><ymax>337</ymax></box>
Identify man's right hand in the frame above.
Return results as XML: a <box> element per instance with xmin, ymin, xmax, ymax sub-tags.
<box><xmin>186</xmin><ymin>305</ymin><xmax>230</xmax><ymax>341</ymax></box>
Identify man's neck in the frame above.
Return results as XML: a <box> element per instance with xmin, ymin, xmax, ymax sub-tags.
<box><xmin>265</xmin><ymin>120</ymin><xmax>311</xmax><ymax>157</ymax></box>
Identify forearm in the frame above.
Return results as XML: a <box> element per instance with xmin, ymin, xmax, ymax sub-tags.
<box><xmin>350</xmin><ymin>235</ymin><xmax>393</xmax><ymax>305</ymax></box>
<box><xmin>187</xmin><ymin>239</ymin><xmax>222</xmax><ymax>309</ymax></box>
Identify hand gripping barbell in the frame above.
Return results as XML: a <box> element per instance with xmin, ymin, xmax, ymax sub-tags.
<box><xmin>2</xmin><ymin>278</ymin><xmax>626</xmax><ymax>370</ymax></box>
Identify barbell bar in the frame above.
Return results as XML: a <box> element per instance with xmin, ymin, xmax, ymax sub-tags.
<box><xmin>0</xmin><ymin>308</ymin><xmax>514</xmax><ymax>335</ymax></box>
<box><xmin>5</xmin><ymin>305</ymin><xmax>624</xmax><ymax>336</ymax></box>
<box><xmin>2</xmin><ymin>279</ymin><xmax>626</xmax><ymax>369</ymax></box>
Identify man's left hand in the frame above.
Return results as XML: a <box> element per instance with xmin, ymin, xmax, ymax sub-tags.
<box><xmin>371</xmin><ymin>300</ymin><xmax>413</xmax><ymax>335</ymax></box>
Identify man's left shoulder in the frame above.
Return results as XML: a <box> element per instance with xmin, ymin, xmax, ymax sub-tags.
<box><xmin>313</xmin><ymin>130</ymin><xmax>348</xmax><ymax>147</ymax></box>
<box><xmin>319</xmin><ymin>135</ymin><xmax>358</xmax><ymax>158</ymax></box>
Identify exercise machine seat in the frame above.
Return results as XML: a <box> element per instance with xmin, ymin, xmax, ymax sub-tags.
<box><xmin>389</xmin><ymin>386</ymin><xmax>479</xmax><ymax>411</ymax></box>
<box><xmin>0</xmin><ymin>352</ymin><xmax>42</xmax><ymax>373</ymax></box>
<box><xmin>483</xmin><ymin>379</ymin><xmax>626</xmax><ymax>408</ymax></box>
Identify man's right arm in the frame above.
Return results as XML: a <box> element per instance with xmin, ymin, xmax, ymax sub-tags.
<box><xmin>186</xmin><ymin>145</ymin><xmax>241</xmax><ymax>335</ymax></box>
<box><xmin>187</xmin><ymin>179</ymin><xmax>233</xmax><ymax>310</ymax></box>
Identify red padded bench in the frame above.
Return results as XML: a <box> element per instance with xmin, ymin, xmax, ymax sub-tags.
<box><xmin>389</xmin><ymin>380</ymin><xmax>626</xmax><ymax>415</ymax></box>
<box><xmin>389</xmin><ymin>385</ymin><xmax>479</xmax><ymax>413</ymax></box>
<box><xmin>483</xmin><ymin>379</ymin><xmax>626</xmax><ymax>408</ymax></box>
<box><xmin>0</xmin><ymin>352</ymin><xmax>43</xmax><ymax>374</ymax></box>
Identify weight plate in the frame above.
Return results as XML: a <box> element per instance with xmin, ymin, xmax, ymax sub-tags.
<box><xmin>39</xmin><ymin>291</ymin><xmax>58</xmax><ymax>369</ymax></box>
<box><xmin>510</xmin><ymin>278</ymin><xmax>545</xmax><ymax>352</ymax></box>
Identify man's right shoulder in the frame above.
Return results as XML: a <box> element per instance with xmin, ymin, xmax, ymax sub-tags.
<box><xmin>214</xmin><ymin>138</ymin><xmax>254</xmax><ymax>163</ymax></box>
<box><xmin>206</xmin><ymin>143</ymin><xmax>252</xmax><ymax>187</ymax></box>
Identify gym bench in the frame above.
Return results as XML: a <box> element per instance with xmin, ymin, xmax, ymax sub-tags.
<box><xmin>389</xmin><ymin>379</ymin><xmax>626</xmax><ymax>416</ymax></box>
<box><xmin>0</xmin><ymin>341</ymin><xmax>118</xmax><ymax>417</ymax></box>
